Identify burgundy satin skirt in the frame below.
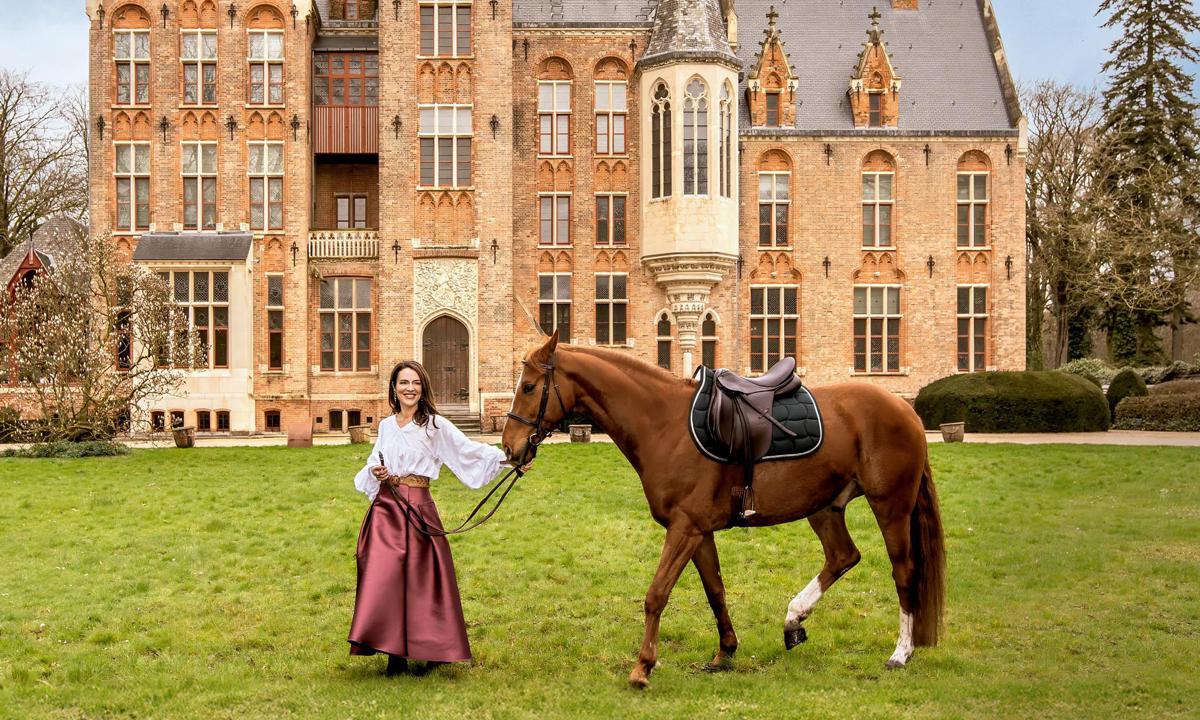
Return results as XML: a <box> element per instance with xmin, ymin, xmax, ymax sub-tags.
<box><xmin>347</xmin><ymin>484</ymin><xmax>471</xmax><ymax>662</ymax></box>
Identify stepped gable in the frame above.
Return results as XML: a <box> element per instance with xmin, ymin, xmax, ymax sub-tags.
<box><xmin>734</xmin><ymin>0</ymin><xmax>1018</xmax><ymax>132</ymax></box>
<box><xmin>638</xmin><ymin>0</ymin><xmax>740</xmax><ymax>70</ymax></box>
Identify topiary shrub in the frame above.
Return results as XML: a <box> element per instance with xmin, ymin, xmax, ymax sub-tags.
<box><xmin>1058</xmin><ymin>358</ymin><xmax>1115</xmax><ymax>387</ymax></box>
<box><xmin>914</xmin><ymin>371</ymin><xmax>1110</xmax><ymax>433</ymax></box>
<box><xmin>1106</xmin><ymin>367</ymin><xmax>1148</xmax><ymax>419</ymax></box>
<box><xmin>1114</xmin><ymin>395</ymin><xmax>1200</xmax><ymax>432</ymax></box>
<box><xmin>1149</xmin><ymin>379</ymin><xmax>1200</xmax><ymax>396</ymax></box>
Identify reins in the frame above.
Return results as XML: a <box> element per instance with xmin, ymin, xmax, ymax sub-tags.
<box><xmin>380</xmin><ymin>355</ymin><xmax>567</xmax><ymax>538</ymax></box>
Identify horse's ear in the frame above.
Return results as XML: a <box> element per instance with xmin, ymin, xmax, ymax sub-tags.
<box><xmin>547</xmin><ymin>328</ymin><xmax>560</xmax><ymax>354</ymax></box>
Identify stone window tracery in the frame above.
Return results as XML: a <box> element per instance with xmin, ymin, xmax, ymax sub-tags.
<box><xmin>719</xmin><ymin>82</ymin><xmax>733</xmax><ymax>198</ymax></box>
<box><xmin>650</xmin><ymin>82</ymin><xmax>672</xmax><ymax>199</ymax></box>
<box><xmin>683</xmin><ymin>78</ymin><xmax>709</xmax><ymax>195</ymax></box>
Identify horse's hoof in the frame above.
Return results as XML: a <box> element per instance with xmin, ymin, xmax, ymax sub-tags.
<box><xmin>885</xmin><ymin>658</ymin><xmax>907</xmax><ymax>670</ymax></box>
<box><xmin>783</xmin><ymin>626</ymin><xmax>807</xmax><ymax>650</ymax></box>
<box><xmin>628</xmin><ymin>673</ymin><xmax>650</xmax><ymax>689</ymax></box>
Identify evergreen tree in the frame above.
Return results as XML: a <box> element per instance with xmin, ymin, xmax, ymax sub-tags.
<box><xmin>1094</xmin><ymin>0</ymin><xmax>1200</xmax><ymax>365</ymax></box>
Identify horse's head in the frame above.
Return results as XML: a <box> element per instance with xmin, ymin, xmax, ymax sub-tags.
<box><xmin>502</xmin><ymin>330</ymin><xmax>574</xmax><ymax>464</ymax></box>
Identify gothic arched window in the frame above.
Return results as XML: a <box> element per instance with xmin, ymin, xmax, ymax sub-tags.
<box><xmin>651</xmin><ymin>82</ymin><xmax>672</xmax><ymax>199</ymax></box>
<box><xmin>683</xmin><ymin>78</ymin><xmax>709</xmax><ymax>195</ymax></box>
<box><xmin>719</xmin><ymin>82</ymin><xmax>733</xmax><ymax>198</ymax></box>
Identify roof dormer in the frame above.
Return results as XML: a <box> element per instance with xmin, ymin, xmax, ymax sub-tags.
<box><xmin>746</xmin><ymin>5</ymin><xmax>798</xmax><ymax>128</ymax></box>
<box><xmin>849</xmin><ymin>7</ymin><xmax>902</xmax><ymax>128</ymax></box>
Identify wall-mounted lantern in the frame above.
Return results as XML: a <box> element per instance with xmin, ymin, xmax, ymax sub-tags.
<box><xmin>629</xmin><ymin>38</ymin><xmax>637</xmax><ymax>58</ymax></box>
<box><xmin>926</xmin><ymin>255</ymin><xmax>936</xmax><ymax>278</ymax></box>
<box><xmin>96</xmin><ymin>115</ymin><xmax>106</xmax><ymax>140</ymax></box>
<box><xmin>822</xmin><ymin>256</ymin><xmax>831</xmax><ymax>278</ymax></box>
<box><xmin>392</xmin><ymin>240</ymin><xmax>402</xmax><ymax>264</ymax></box>
<box><xmin>225</xmin><ymin>114</ymin><xmax>238</xmax><ymax>140</ymax></box>
<box><xmin>1005</xmin><ymin>143</ymin><xmax>1014</xmax><ymax>166</ymax></box>
<box><xmin>490</xmin><ymin>0</ymin><xmax>498</xmax><ymax>19</ymax></box>
<box><xmin>491</xmin><ymin>238</ymin><xmax>499</xmax><ymax>264</ymax></box>
<box><xmin>490</xmin><ymin>114</ymin><xmax>500</xmax><ymax>139</ymax></box>
<box><xmin>1005</xmin><ymin>255</ymin><xmax>1014</xmax><ymax>280</ymax></box>
<box><xmin>824</xmin><ymin>143</ymin><xmax>833</xmax><ymax>165</ymax></box>
<box><xmin>923</xmin><ymin>143</ymin><xmax>931</xmax><ymax>166</ymax></box>
<box><xmin>161</xmin><ymin>3</ymin><xmax>170</xmax><ymax>27</ymax></box>
<box><xmin>290</xmin><ymin>114</ymin><xmax>301</xmax><ymax>140</ymax></box>
<box><xmin>97</xmin><ymin>2</ymin><xmax>106</xmax><ymax>27</ymax></box>
<box><xmin>158</xmin><ymin>115</ymin><xmax>171</xmax><ymax>142</ymax></box>
<box><xmin>392</xmin><ymin>115</ymin><xmax>402</xmax><ymax>139</ymax></box>
<box><xmin>523</xmin><ymin>38</ymin><xmax>530</xmax><ymax>61</ymax></box>
<box><xmin>393</xmin><ymin>0</ymin><xmax>402</xmax><ymax>21</ymax></box>
<box><xmin>290</xmin><ymin>240</ymin><xmax>298</xmax><ymax>266</ymax></box>
<box><xmin>228</xmin><ymin>2</ymin><xmax>238</xmax><ymax>29</ymax></box>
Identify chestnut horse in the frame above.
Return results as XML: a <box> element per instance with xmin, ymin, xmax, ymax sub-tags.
<box><xmin>502</xmin><ymin>331</ymin><xmax>945</xmax><ymax>688</ymax></box>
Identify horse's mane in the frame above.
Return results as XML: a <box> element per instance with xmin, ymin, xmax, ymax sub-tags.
<box><xmin>559</xmin><ymin>344</ymin><xmax>698</xmax><ymax>390</ymax></box>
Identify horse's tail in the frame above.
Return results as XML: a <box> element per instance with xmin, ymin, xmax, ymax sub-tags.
<box><xmin>910</xmin><ymin>457</ymin><xmax>946</xmax><ymax>647</ymax></box>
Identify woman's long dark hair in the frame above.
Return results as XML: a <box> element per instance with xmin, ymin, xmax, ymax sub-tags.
<box><xmin>387</xmin><ymin>360</ymin><xmax>440</xmax><ymax>428</ymax></box>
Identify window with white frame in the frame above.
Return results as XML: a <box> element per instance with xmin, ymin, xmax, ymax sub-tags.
<box><xmin>750</xmin><ymin>286</ymin><xmax>798</xmax><ymax>374</ymax></box>
<box><xmin>957</xmin><ymin>172</ymin><xmax>989</xmax><ymax>247</ymax></box>
<box><xmin>539</xmin><ymin>194</ymin><xmax>570</xmax><ymax>246</ymax></box>
<box><xmin>248</xmin><ymin>30</ymin><xmax>284</xmax><ymax>105</ymax></box>
<box><xmin>683</xmin><ymin>78</ymin><xmax>709</xmax><ymax>195</ymax></box>
<box><xmin>320</xmin><ymin>278</ymin><xmax>372</xmax><ymax>372</ymax></box>
<box><xmin>114</xmin><ymin>30</ymin><xmax>150</xmax><ymax>105</ymax></box>
<box><xmin>853</xmin><ymin>285</ymin><xmax>902</xmax><ymax>373</ymax></box>
<box><xmin>595</xmin><ymin>81</ymin><xmax>627</xmax><ymax>154</ymax></box>
<box><xmin>957</xmin><ymin>285</ymin><xmax>988</xmax><ymax>372</ymax></box>
<box><xmin>595</xmin><ymin>274</ymin><xmax>627</xmax><ymax>345</ymax></box>
<box><xmin>701</xmin><ymin>313</ymin><xmax>718</xmax><ymax>369</ymax></box>
<box><xmin>419</xmin><ymin>105</ymin><xmax>472</xmax><ymax>187</ymax></box>
<box><xmin>182</xmin><ymin>142</ymin><xmax>217</xmax><ymax>231</ymax></box>
<box><xmin>248</xmin><ymin>141</ymin><xmax>284</xmax><ymax>231</ymax></box>
<box><xmin>115</xmin><ymin>143</ymin><xmax>151</xmax><ymax>231</ymax></box>
<box><xmin>595</xmin><ymin>194</ymin><xmax>626</xmax><ymax>246</ymax></box>
<box><xmin>181</xmin><ymin>30</ymin><xmax>217</xmax><ymax>106</ymax></box>
<box><xmin>758</xmin><ymin>172</ymin><xmax>789</xmax><ymax>247</ymax></box>
<box><xmin>538</xmin><ymin>274</ymin><xmax>571</xmax><ymax>338</ymax></box>
<box><xmin>862</xmin><ymin>170</ymin><xmax>894</xmax><ymax>248</ymax></box>
<box><xmin>158</xmin><ymin>269</ymin><xmax>230</xmax><ymax>370</ymax></box>
<box><xmin>267</xmin><ymin>274</ymin><xmax>284</xmax><ymax>371</ymax></box>
<box><xmin>420</xmin><ymin>1</ymin><xmax>472</xmax><ymax>57</ymax></box>
<box><xmin>656</xmin><ymin>314</ymin><xmax>672</xmax><ymax>370</ymax></box>
<box><xmin>719</xmin><ymin>82</ymin><xmax>732</xmax><ymax>198</ymax></box>
<box><xmin>538</xmin><ymin>81</ymin><xmax>571</xmax><ymax>155</ymax></box>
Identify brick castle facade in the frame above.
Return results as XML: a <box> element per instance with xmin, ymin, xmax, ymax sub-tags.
<box><xmin>82</xmin><ymin>0</ymin><xmax>1026</xmax><ymax>435</ymax></box>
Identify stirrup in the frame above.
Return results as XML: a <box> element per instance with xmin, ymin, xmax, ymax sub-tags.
<box><xmin>740</xmin><ymin>486</ymin><xmax>758</xmax><ymax>519</ymax></box>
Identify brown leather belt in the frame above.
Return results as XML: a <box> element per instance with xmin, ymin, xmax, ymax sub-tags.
<box><xmin>386</xmin><ymin>474</ymin><xmax>431</xmax><ymax>488</ymax></box>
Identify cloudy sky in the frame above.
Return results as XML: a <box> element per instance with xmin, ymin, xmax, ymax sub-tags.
<box><xmin>0</xmin><ymin>0</ymin><xmax>1195</xmax><ymax>96</ymax></box>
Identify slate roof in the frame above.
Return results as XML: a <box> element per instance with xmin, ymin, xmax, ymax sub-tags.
<box><xmin>132</xmin><ymin>233</ymin><xmax>254</xmax><ymax>262</ymax></box>
<box><xmin>513</xmin><ymin>0</ymin><xmax>660</xmax><ymax>26</ymax></box>
<box><xmin>639</xmin><ymin>0</ymin><xmax>739</xmax><ymax>70</ymax></box>
<box><xmin>0</xmin><ymin>216</ymin><xmax>85</xmax><ymax>285</ymax></box>
<box><xmin>734</xmin><ymin>0</ymin><xmax>1017</xmax><ymax>133</ymax></box>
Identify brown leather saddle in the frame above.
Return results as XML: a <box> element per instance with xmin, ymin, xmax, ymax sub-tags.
<box><xmin>702</xmin><ymin>358</ymin><xmax>806</xmax><ymax>521</ymax></box>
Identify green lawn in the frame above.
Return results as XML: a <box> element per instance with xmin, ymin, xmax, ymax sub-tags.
<box><xmin>0</xmin><ymin>443</ymin><xmax>1197</xmax><ymax>719</ymax></box>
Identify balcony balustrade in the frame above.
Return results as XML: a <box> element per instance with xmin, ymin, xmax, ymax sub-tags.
<box><xmin>308</xmin><ymin>230</ymin><xmax>379</xmax><ymax>260</ymax></box>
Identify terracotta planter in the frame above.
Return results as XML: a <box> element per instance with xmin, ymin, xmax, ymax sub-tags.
<box><xmin>348</xmin><ymin>425</ymin><xmax>372</xmax><ymax>444</ymax></box>
<box><xmin>939</xmin><ymin>422</ymin><xmax>966</xmax><ymax>443</ymax></box>
<box><xmin>569</xmin><ymin>424</ymin><xmax>592</xmax><ymax>443</ymax></box>
<box><xmin>172</xmin><ymin>426</ymin><xmax>196</xmax><ymax>449</ymax></box>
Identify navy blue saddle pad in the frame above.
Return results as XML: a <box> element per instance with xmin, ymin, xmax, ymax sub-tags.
<box><xmin>688</xmin><ymin>366</ymin><xmax>825</xmax><ymax>464</ymax></box>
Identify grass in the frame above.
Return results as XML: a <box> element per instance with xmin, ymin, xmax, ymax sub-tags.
<box><xmin>0</xmin><ymin>442</ymin><xmax>1197</xmax><ymax>719</ymax></box>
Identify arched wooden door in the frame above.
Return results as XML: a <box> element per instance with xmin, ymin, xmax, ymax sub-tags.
<box><xmin>422</xmin><ymin>316</ymin><xmax>470</xmax><ymax>407</ymax></box>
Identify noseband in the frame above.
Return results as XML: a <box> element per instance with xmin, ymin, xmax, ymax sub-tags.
<box><xmin>506</xmin><ymin>355</ymin><xmax>570</xmax><ymax>463</ymax></box>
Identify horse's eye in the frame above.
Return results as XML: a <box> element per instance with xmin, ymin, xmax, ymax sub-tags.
<box><xmin>523</xmin><ymin>383</ymin><xmax>536</xmax><ymax>394</ymax></box>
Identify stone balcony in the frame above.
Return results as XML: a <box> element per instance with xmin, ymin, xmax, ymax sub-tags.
<box><xmin>307</xmin><ymin>230</ymin><xmax>379</xmax><ymax>260</ymax></box>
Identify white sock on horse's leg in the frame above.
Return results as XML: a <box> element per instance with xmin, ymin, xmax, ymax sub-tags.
<box><xmin>887</xmin><ymin>610</ymin><xmax>914</xmax><ymax>668</ymax></box>
<box><xmin>784</xmin><ymin>575</ymin><xmax>823</xmax><ymax>630</ymax></box>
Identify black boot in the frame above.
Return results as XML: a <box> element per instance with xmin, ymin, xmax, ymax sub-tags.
<box><xmin>385</xmin><ymin>654</ymin><xmax>408</xmax><ymax>676</ymax></box>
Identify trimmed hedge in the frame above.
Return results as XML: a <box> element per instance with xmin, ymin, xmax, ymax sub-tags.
<box><xmin>1150</xmin><ymin>379</ymin><xmax>1200</xmax><ymax>396</ymax></box>
<box><xmin>1106</xmin><ymin>367</ymin><xmax>1148</xmax><ymax>418</ymax></box>
<box><xmin>0</xmin><ymin>440</ymin><xmax>131</xmax><ymax>458</ymax></box>
<box><xmin>914</xmin><ymin>371</ymin><xmax>1110</xmax><ymax>433</ymax></box>
<box><xmin>1058</xmin><ymin>358</ymin><xmax>1115</xmax><ymax>387</ymax></box>
<box><xmin>1114</xmin><ymin>395</ymin><xmax>1200</xmax><ymax>432</ymax></box>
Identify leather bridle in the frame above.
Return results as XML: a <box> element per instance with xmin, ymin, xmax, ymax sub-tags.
<box><xmin>505</xmin><ymin>355</ymin><xmax>570</xmax><ymax>465</ymax></box>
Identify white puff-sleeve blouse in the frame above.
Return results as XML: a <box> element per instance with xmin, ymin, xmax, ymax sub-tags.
<box><xmin>353</xmin><ymin>415</ymin><xmax>508</xmax><ymax>501</ymax></box>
